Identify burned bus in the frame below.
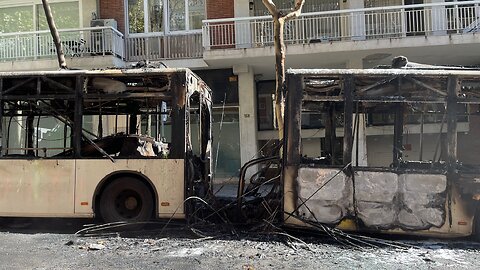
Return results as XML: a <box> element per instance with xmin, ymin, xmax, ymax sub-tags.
<box><xmin>0</xmin><ymin>68</ymin><xmax>212</xmax><ymax>223</ymax></box>
<box><xmin>279</xmin><ymin>68</ymin><xmax>480</xmax><ymax>239</ymax></box>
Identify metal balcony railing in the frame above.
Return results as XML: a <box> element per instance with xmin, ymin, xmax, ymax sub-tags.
<box><xmin>202</xmin><ymin>0</ymin><xmax>480</xmax><ymax>50</ymax></box>
<box><xmin>0</xmin><ymin>26</ymin><xmax>125</xmax><ymax>61</ymax></box>
<box><xmin>126</xmin><ymin>32</ymin><xmax>203</xmax><ymax>61</ymax></box>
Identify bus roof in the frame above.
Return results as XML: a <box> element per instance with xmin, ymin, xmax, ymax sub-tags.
<box><xmin>287</xmin><ymin>68</ymin><xmax>480</xmax><ymax>78</ymax></box>
<box><xmin>0</xmin><ymin>67</ymin><xmax>196</xmax><ymax>77</ymax></box>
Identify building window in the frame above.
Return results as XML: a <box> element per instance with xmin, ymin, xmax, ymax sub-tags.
<box><xmin>0</xmin><ymin>6</ymin><xmax>34</xmax><ymax>33</ymax></box>
<box><xmin>188</xmin><ymin>0</ymin><xmax>204</xmax><ymax>30</ymax></box>
<box><xmin>36</xmin><ymin>2</ymin><xmax>80</xmax><ymax>30</ymax></box>
<box><xmin>127</xmin><ymin>0</ymin><xmax>205</xmax><ymax>34</ymax></box>
<box><xmin>128</xmin><ymin>0</ymin><xmax>145</xmax><ymax>33</ymax></box>
<box><xmin>150</xmin><ymin>0</ymin><xmax>164</xmax><ymax>32</ymax></box>
<box><xmin>169</xmin><ymin>0</ymin><xmax>186</xmax><ymax>31</ymax></box>
<box><xmin>0</xmin><ymin>1</ymin><xmax>79</xmax><ymax>34</ymax></box>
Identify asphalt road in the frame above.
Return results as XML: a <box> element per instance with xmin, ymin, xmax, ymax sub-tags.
<box><xmin>1</xmin><ymin>218</ymin><xmax>480</xmax><ymax>269</ymax></box>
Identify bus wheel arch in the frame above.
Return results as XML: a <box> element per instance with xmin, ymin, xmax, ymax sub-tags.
<box><xmin>93</xmin><ymin>172</ymin><xmax>158</xmax><ymax>223</ymax></box>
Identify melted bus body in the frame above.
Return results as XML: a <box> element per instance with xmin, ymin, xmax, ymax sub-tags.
<box><xmin>282</xmin><ymin>68</ymin><xmax>480</xmax><ymax>238</ymax></box>
<box><xmin>0</xmin><ymin>68</ymin><xmax>212</xmax><ymax>223</ymax></box>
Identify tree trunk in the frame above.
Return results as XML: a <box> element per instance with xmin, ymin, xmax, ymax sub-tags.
<box><xmin>262</xmin><ymin>0</ymin><xmax>305</xmax><ymax>141</ymax></box>
<box><xmin>41</xmin><ymin>0</ymin><xmax>67</xmax><ymax>69</ymax></box>
<box><xmin>274</xmin><ymin>17</ymin><xmax>286</xmax><ymax>139</ymax></box>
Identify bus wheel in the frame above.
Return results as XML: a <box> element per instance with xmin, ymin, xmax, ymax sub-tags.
<box><xmin>99</xmin><ymin>177</ymin><xmax>154</xmax><ymax>225</ymax></box>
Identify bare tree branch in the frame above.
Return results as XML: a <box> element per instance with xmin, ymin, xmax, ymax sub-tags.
<box><xmin>262</xmin><ymin>0</ymin><xmax>279</xmax><ymax>17</ymax></box>
<box><xmin>284</xmin><ymin>0</ymin><xmax>306</xmax><ymax>21</ymax></box>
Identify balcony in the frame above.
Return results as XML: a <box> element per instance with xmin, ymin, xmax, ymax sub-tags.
<box><xmin>0</xmin><ymin>27</ymin><xmax>204</xmax><ymax>68</ymax></box>
<box><xmin>0</xmin><ymin>27</ymin><xmax>125</xmax><ymax>62</ymax></box>
<box><xmin>202</xmin><ymin>1</ymin><xmax>480</xmax><ymax>50</ymax></box>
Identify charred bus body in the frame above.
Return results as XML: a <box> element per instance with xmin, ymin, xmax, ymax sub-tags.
<box><xmin>0</xmin><ymin>68</ymin><xmax>212</xmax><ymax>223</ymax></box>
<box><xmin>4</xmin><ymin>66</ymin><xmax>480</xmax><ymax>239</ymax></box>
<box><xmin>281</xmin><ymin>68</ymin><xmax>480</xmax><ymax>238</ymax></box>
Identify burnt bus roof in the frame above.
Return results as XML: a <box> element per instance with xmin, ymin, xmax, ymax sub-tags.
<box><xmin>287</xmin><ymin>68</ymin><xmax>480</xmax><ymax>77</ymax></box>
<box><xmin>0</xmin><ymin>67</ymin><xmax>212</xmax><ymax>94</ymax></box>
<box><xmin>287</xmin><ymin>68</ymin><xmax>480</xmax><ymax>105</ymax></box>
<box><xmin>0</xmin><ymin>67</ymin><xmax>212</xmax><ymax>117</ymax></box>
<box><xmin>0</xmin><ymin>67</ymin><xmax>212</xmax><ymax>103</ymax></box>
<box><xmin>0</xmin><ymin>67</ymin><xmax>197</xmax><ymax>77</ymax></box>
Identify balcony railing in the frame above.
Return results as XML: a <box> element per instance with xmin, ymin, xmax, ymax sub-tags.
<box><xmin>0</xmin><ymin>26</ymin><xmax>125</xmax><ymax>62</ymax></box>
<box><xmin>126</xmin><ymin>32</ymin><xmax>203</xmax><ymax>61</ymax></box>
<box><xmin>202</xmin><ymin>0</ymin><xmax>480</xmax><ymax>50</ymax></box>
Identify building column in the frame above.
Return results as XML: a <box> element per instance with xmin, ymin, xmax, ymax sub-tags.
<box><xmin>234</xmin><ymin>0</ymin><xmax>252</xmax><ymax>48</ymax></box>
<box><xmin>234</xmin><ymin>64</ymin><xmax>258</xmax><ymax>166</ymax></box>
<box><xmin>431</xmin><ymin>0</ymin><xmax>447</xmax><ymax>36</ymax></box>
<box><xmin>234</xmin><ymin>0</ymin><xmax>250</xmax><ymax>17</ymax></box>
<box><xmin>346</xmin><ymin>59</ymin><xmax>368</xmax><ymax>166</ymax></box>
<box><xmin>341</xmin><ymin>0</ymin><xmax>365</xmax><ymax>40</ymax></box>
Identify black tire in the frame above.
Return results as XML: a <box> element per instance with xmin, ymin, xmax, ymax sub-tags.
<box><xmin>99</xmin><ymin>177</ymin><xmax>154</xmax><ymax>224</ymax></box>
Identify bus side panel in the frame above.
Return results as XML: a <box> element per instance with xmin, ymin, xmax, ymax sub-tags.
<box><xmin>0</xmin><ymin>160</ymin><xmax>75</xmax><ymax>217</ymax></box>
<box><xmin>284</xmin><ymin>167</ymin><xmax>474</xmax><ymax>237</ymax></box>
<box><xmin>74</xmin><ymin>159</ymin><xmax>185</xmax><ymax>218</ymax></box>
<box><xmin>295</xmin><ymin>168</ymin><xmax>352</xmax><ymax>224</ymax></box>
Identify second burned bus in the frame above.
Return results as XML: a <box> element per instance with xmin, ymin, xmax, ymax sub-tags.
<box><xmin>232</xmin><ymin>68</ymin><xmax>480</xmax><ymax>239</ymax></box>
<box><xmin>277</xmin><ymin>68</ymin><xmax>480</xmax><ymax>239</ymax></box>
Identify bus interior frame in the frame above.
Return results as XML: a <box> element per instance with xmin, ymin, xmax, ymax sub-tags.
<box><xmin>282</xmin><ymin>68</ymin><xmax>480</xmax><ymax>238</ymax></box>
